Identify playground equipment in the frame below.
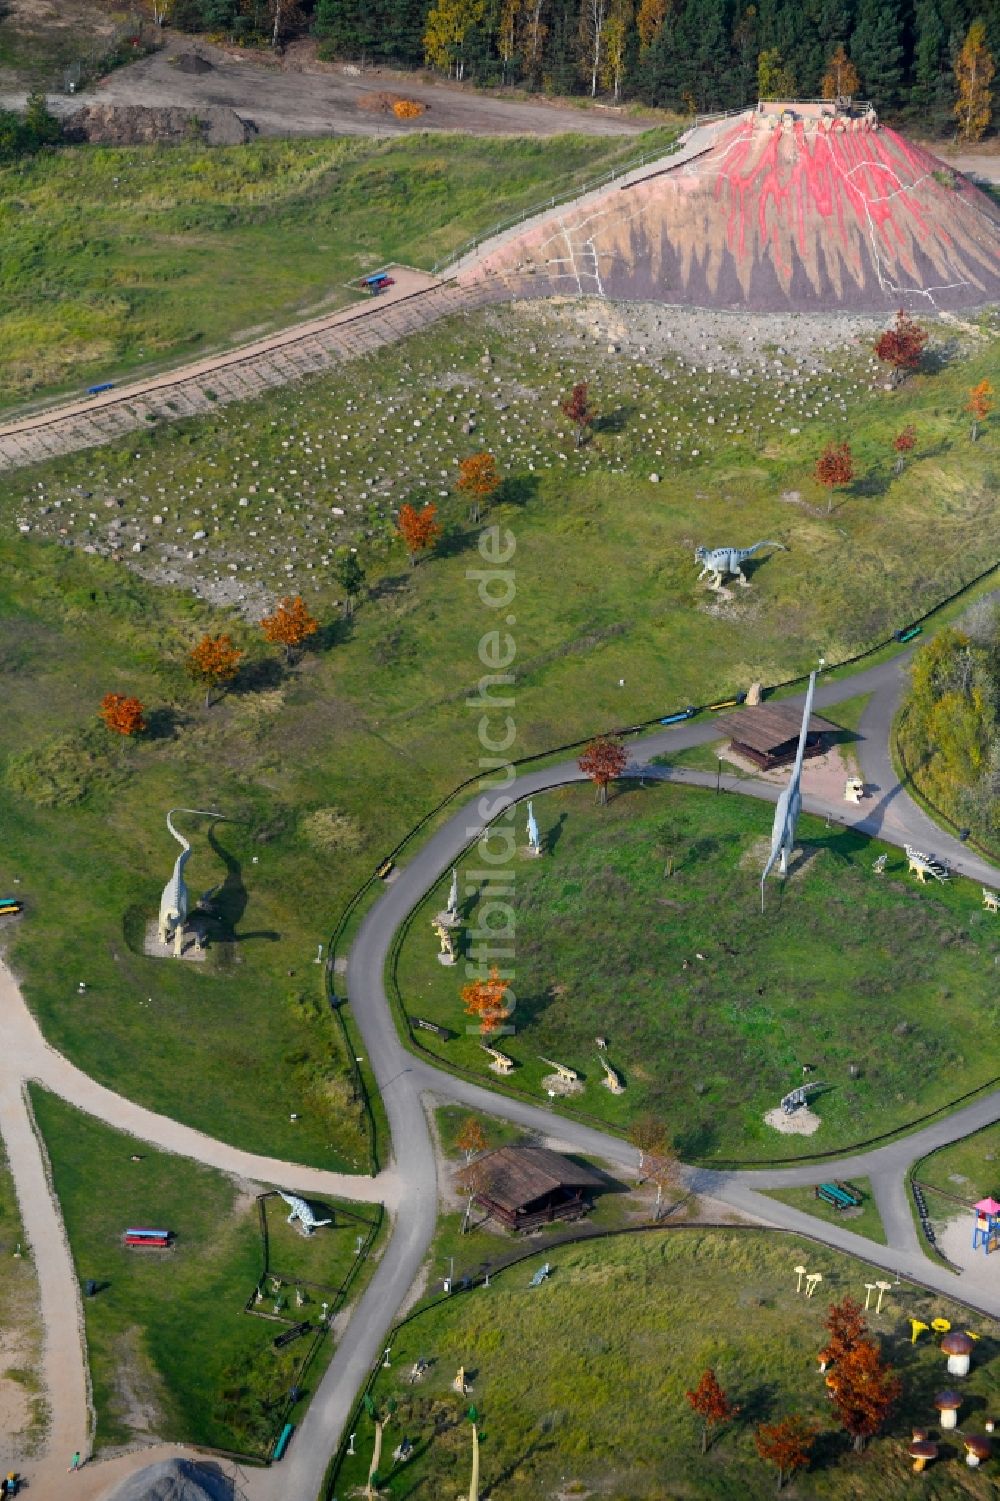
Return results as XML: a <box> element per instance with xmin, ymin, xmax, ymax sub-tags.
<box><xmin>972</xmin><ymin>1198</ymin><xmax>1000</xmax><ymax>1255</ymax></box>
<box><xmin>844</xmin><ymin>777</ymin><xmax>864</xmax><ymax>803</ymax></box>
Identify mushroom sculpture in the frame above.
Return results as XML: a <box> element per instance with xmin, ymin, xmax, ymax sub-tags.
<box><xmin>964</xmin><ymin>1434</ymin><xmax>992</xmax><ymax>1469</ymax></box>
<box><xmin>935</xmin><ymin>1391</ymin><xmax>962</xmax><ymax>1430</ymax></box>
<box><xmin>909</xmin><ymin>1438</ymin><xmax>938</xmax><ymax>1474</ymax></box>
<box><xmin>942</xmin><ymin>1330</ymin><xmax>975</xmax><ymax>1377</ymax></box>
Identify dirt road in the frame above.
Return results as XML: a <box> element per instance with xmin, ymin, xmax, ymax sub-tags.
<box><xmin>2</xmin><ymin>34</ymin><xmax>648</xmax><ymax>140</ymax></box>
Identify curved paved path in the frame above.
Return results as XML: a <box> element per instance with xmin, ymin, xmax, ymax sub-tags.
<box><xmin>3</xmin><ymin>639</ymin><xmax>998</xmax><ymax>1501</ymax></box>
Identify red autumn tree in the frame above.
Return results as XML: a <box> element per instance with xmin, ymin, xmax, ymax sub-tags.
<box><xmin>967</xmin><ymin>379</ymin><xmax>994</xmax><ymax>440</ymax></box>
<box><xmin>873</xmin><ymin>309</ymin><xmax>928</xmax><ymax>379</ymax></box>
<box><xmin>686</xmin><ymin>1369</ymin><xmax>738</xmax><ymax>1454</ymax></box>
<box><xmin>820</xmin><ymin>1296</ymin><xmax>868</xmax><ymax>1369</ymax></box>
<box><xmin>396</xmin><ymin>501</ymin><xmax>442</xmax><ymax>563</ymax></box>
<box><xmin>99</xmin><ymin>692</ymin><xmax>146</xmax><ymax>738</ymax></box>
<box><xmin>457</xmin><ymin>452</ymin><xmax>501</xmax><ymax>522</ymax></box>
<box><xmin>891</xmin><ymin>424</ymin><xmax>916</xmax><ymax>474</ymax></box>
<box><xmin>828</xmin><ymin>1337</ymin><xmax>900</xmax><ymax>1451</ymax></box>
<box><xmin>578</xmin><ymin>735</ymin><xmax>628</xmax><ymax>804</ymax></box>
<box><xmin>815</xmin><ymin>440</ymin><xmax>854</xmax><ymax>511</ymax></box>
<box><xmin>456</xmin><ymin>1115</ymin><xmax>487</xmax><ymax>1163</ymax></box>
<box><xmin>187</xmin><ymin>632</ymin><xmax>243</xmax><ymax>707</ymax></box>
<box><xmin>260</xmin><ymin>595</ymin><xmax>319</xmax><ymax>661</ymax></box>
<box><xmin>561</xmin><ymin>381</ymin><xmax>597</xmax><ymax>448</ymax></box>
<box><xmin>461</xmin><ymin>965</ymin><xmax>510</xmax><ymax>1037</ymax></box>
<box><xmin>755</xmin><ymin>1415</ymin><xmax>816</xmax><ymax>1491</ymax></box>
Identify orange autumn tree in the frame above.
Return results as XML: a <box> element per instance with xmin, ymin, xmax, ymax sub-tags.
<box><xmin>815</xmin><ymin>440</ymin><xmax>854</xmax><ymax>511</ymax></box>
<box><xmin>820</xmin><ymin>1295</ymin><xmax>868</xmax><ymax>1368</ymax></box>
<box><xmin>187</xmin><ymin>632</ymin><xmax>243</xmax><ymax>707</ymax></box>
<box><xmin>99</xmin><ymin>692</ymin><xmax>146</xmax><ymax>738</ymax></box>
<box><xmin>821</xmin><ymin>43</ymin><xmax>859</xmax><ymax>98</ymax></box>
<box><xmin>967</xmin><ymin>379</ymin><xmax>994</xmax><ymax>441</ymax></box>
<box><xmin>685</xmin><ymin>1369</ymin><xmax>738</xmax><ymax>1454</ymax></box>
<box><xmin>828</xmin><ymin>1337</ymin><xmax>901</xmax><ymax>1451</ymax></box>
<box><xmin>755</xmin><ymin>1416</ymin><xmax>816</xmax><ymax>1491</ymax></box>
<box><xmin>578</xmin><ymin>735</ymin><xmax>628</xmax><ymax>804</ymax></box>
<box><xmin>461</xmin><ymin>965</ymin><xmax>510</xmax><ymax>1036</ymax></box>
<box><xmin>261</xmin><ymin>595</ymin><xmax>319</xmax><ymax>661</ymax></box>
<box><xmin>457</xmin><ymin>452</ymin><xmax>501</xmax><ymax>522</ymax></box>
<box><xmin>456</xmin><ymin>1115</ymin><xmax>487</xmax><ymax>1163</ymax></box>
<box><xmin>396</xmin><ymin>501</ymin><xmax>443</xmax><ymax>563</ymax></box>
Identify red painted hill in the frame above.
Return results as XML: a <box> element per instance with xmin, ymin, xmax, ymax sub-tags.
<box><xmin>460</xmin><ymin>107</ymin><xmax>1000</xmax><ymax>313</ymax></box>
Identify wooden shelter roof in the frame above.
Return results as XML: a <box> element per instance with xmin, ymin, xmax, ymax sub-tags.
<box><xmin>715</xmin><ymin>701</ymin><xmax>838</xmax><ymax>756</ymax></box>
<box><xmin>474</xmin><ymin>1146</ymin><xmax>604</xmax><ymax>1213</ymax></box>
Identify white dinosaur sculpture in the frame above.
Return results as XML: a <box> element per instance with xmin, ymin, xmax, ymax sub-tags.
<box><xmin>694</xmin><ymin>540</ymin><xmax>786</xmax><ymax>591</ymax></box>
<box><xmin>278</xmin><ymin>1190</ymin><xmax>332</xmax><ymax>1235</ymax></box>
<box><xmin>905</xmin><ymin>845</ymin><xmax>950</xmax><ymax>883</ymax></box>
<box><xmin>158</xmin><ymin>808</ymin><xmax>221</xmax><ymax>957</ymax></box>
<box><xmin>761</xmin><ymin>672</ymin><xmax>816</xmax><ymax>912</ymax></box>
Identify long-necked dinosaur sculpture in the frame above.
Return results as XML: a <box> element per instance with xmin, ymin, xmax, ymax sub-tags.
<box><xmin>761</xmin><ymin>672</ymin><xmax>816</xmax><ymax>913</ymax></box>
<box><xmin>158</xmin><ymin>807</ymin><xmax>222</xmax><ymax>956</ymax></box>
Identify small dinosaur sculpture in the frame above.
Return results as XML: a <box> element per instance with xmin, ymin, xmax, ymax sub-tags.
<box><xmin>482</xmin><ymin>1042</ymin><xmax>515</xmax><ymax>1075</ymax></box>
<box><xmin>539</xmin><ymin>1055</ymin><xmax>579</xmax><ymax>1083</ymax></box>
<box><xmin>695</xmin><ymin>540</ymin><xmax>786</xmax><ymax>590</ymax></box>
<box><xmin>277</xmin><ymin>1190</ymin><xmax>332</xmax><ymax>1234</ymax></box>
<box><xmin>905</xmin><ymin>845</ymin><xmax>950</xmax><ymax>883</ymax></box>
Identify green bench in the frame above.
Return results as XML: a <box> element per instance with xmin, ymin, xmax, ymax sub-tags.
<box><xmin>816</xmin><ymin>1181</ymin><xmax>862</xmax><ymax>1211</ymax></box>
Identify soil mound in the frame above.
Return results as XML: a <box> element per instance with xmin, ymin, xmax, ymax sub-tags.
<box><xmin>106</xmin><ymin>1459</ymin><xmax>234</xmax><ymax>1501</ymax></box>
<box><xmin>63</xmin><ymin>104</ymin><xmax>253</xmax><ymax>147</ymax></box>
<box><xmin>463</xmin><ymin>107</ymin><xmax>1000</xmax><ymax>313</ymax></box>
<box><xmin>174</xmin><ymin>52</ymin><xmax>213</xmax><ymax>74</ymax></box>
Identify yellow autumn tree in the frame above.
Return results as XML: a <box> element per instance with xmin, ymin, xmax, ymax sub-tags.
<box><xmin>498</xmin><ymin>0</ymin><xmax>521</xmax><ymax>79</ymax></box>
<box><xmin>424</xmin><ymin>0</ymin><xmax>486</xmax><ymax>78</ymax></box>
<box><xmin>954</xmin><ymin>21</ymin><xmax>995</xmax><ymax>142</ymax></box>
<box><xmin>600</xmin><ymin>0</ymin><xmax>633</xmax><ymax>100</ymax></box>
<box><xmin>636</xmin><ymin>0</ymin><xmax>667</xmax><ymax>49</ymax></box>
<box><xmin>758</xmin><ymin>48</ymin><xmax>795</xmax><ymax>100</ymax></box>
<box><xmin>821</xmin><ymin>43</ymin><xmax>860</xmax><ymax>99</ymax></box>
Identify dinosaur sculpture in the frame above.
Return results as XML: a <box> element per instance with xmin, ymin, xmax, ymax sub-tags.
<box><xmin>695</xmin><ymin>540</ymin><xmax>785</xmax><ymax>591</ymax></box>
<box><xmin>905</xmin><ymin>845</ymin><xmax>950</xmax><ymax>883</ymax></box>
<box><xmin>539</xmin><ymin>1055</ymin><xmax>579</xmax><ymax>1083</ymax></box>
<box><xmin>157</xmin><ymin>808</ymin><xmax>221</xmax><ymax>957</ymax></box>
<box><xmin>597</xmin><ymin>1054</ymin><xmax>625</xmax><ymax>1094</ymax></box>
<box><xmin>277</xmin><ymin>1190</ymin><xmax>332</xmax><ymax>1235</ymax></box>
<box><xmin>761</xmin><ymin>672</ymin><xmax>816</xmax><ymax>912</ymax></box>
<box><xmin>482</xmin><ymin>1042</ymin><xmax>515</xmax><ymax>1075</ymax></box>
<box><xmin>526</xmin><ymin>800</ymin><xmax>541</xmax><ymax>854</ymax></box>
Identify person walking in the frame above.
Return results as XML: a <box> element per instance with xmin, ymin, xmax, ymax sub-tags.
<box><xmin>68</xmin><ymin>1451</ymin><xmax>81</xmax><ymax>1472</ymax></box>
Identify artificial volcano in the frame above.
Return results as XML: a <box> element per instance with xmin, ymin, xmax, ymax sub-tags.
<box><xmin>459</xmin><ymin>104</ymin><xmax>1000</xmax><ymax>313</ymax></box>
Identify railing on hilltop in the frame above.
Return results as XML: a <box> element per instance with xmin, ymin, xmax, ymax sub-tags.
<box><xmin>430</xmin><ymin>138</ymin><xmax>684</xmax><ymax>275</ymax></box>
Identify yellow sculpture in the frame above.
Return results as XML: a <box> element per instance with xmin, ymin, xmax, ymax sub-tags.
<box><xmin>433</xmin><ymin>919</ymin><xmax>456</xmax><ymax>964</ymax></box>
<box><xmin>597</xmin><ymin>1053</ymin><xmax>625</xmax><ymax>1094</ymax></box>
<box><xmin>539</xmin><ymin>1055</ymin><xmax>579</xmax><ymax>1083</ymax></box>
<box><xmin>453</xmin><ymin>1366</ymin><xmax>469</xmax><ymax>1395</ymax></box>
<box><xmin>482</xmin><ymin>1043</ymin><xmax>515</xmax><ymax>1075</ymax></box>
<box><xmin>910</xmin><ymin>1319</ymin><xmax>930</xmax><ymax>1344</ymax></box>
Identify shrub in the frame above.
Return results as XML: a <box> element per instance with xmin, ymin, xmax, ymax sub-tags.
<box><xmin>300</xmin><ymin>806</ymin><xmax>364</xmax><ymax>855</ymax></box>
<box><xmin>5</xmin><ymin>725</ymin><xmax>122</xmax><ymax>807</ymax></box>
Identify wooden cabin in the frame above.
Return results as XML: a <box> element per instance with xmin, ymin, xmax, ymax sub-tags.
<box><xmin>468</xmin><ymin>1146</ymin><xmax>605</xmax><ymax>1232</ymax></box>
<box><xmin>715</xmin><ymin>701</ymin><xmax>837</xmax><ymax>770</ymax></box>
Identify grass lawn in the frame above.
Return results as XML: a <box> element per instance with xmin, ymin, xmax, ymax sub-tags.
<box><xmin>760</xmin><ymin>1181</ymin><xmax>887</xmax><ymax>1245</ymax></box>
<box><xmin>0</xmin><ymin>1134</ymin><xmax>45</xmax><ymax>1468</ymax></box>
<box><xmin>30</xmin><ymin>1086</ymin><xmax>383</xmax><ymax>1455</ymax></box>
<box><xmin>0</xmin><ymin>129</ymin><xmax>673</xmax><ymax>408</ymax></box>
<box><xmin>0</xmin><ymin>283</ymin><xmax>993</xmax><ymax>1170</ymax></box>
<box><xmin>332</xmin><ymin>1229</ymin><xmax>1000</xmax><ymax>1500</ymax></box>
<box><xmin>917</xmin><ymin>1128</ymin><xmax>1000</xmax><ymax>1205</ymax></box>
<box><xmin>393</xmin><ymin>782</ymin><xmax>1000</xmax><ymax>1162</ymax></box>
